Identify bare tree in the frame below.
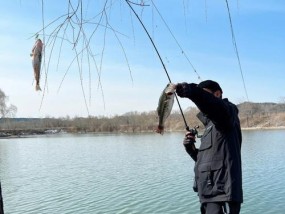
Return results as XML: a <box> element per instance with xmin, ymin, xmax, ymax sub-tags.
<box><xmin>35</xmin><ymin>0</ymin><xmax>137</xmax><ymax>113</ymax></box>
<box><xmin>0</xmin><ymin>89</ymin><xmax>17</xmax><ymax>118</ymax></box>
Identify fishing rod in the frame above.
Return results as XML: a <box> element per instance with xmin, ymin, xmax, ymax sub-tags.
<box><xmin>150</xmin><ymin>0</ymin><xmax>201</xmax><ymax>80</ymax></box>
<box><xmin>125</xmin><ymin>0</ymin><xmax>190</xmax><ymax>131</ymax></box>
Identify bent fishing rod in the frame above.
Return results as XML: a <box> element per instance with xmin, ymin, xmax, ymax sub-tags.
<box><xmin>125</xmin><ymin>0</ymin><xmax>192</xmax><ymax>132</ymax></box>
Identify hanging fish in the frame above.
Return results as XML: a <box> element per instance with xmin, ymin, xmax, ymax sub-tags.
<box><xmin>156</xmin><ymin>83</ymin><xmax>176</xmax><ymax>134</ymax></box>
<box><xmin>30</xmin><ymin>35</ymin><xmax>43</xmax><ymax>91</ymax></box>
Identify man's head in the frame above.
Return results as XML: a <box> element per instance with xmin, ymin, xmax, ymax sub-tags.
<box><xmin>198</xmin><ymin>80</ymin><xmax>223</xmax><ymax>98</ymax></box>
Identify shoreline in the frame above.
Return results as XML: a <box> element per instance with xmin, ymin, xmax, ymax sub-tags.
<box><xmin>1</xmin><ymin>126</ymin><xmax>285</xmax><ymax>139</ymax></box>
<box><xmin>241</xmin><ymin>126</ymin><xmax>285</xmax><ymax>130</ymax></box>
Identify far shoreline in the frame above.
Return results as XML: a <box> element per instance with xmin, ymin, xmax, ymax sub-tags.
<box><xmin>1</xmin><ymin>126</ymin><xmax>285</xmax><ymax>139</ymax></box>
<box><xmin>241</xmin><ymin>126</ymin><xmax>285</xmax><ymax>130</ymax></box>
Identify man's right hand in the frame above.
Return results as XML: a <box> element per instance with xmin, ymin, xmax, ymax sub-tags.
<box><xmin>183</xmin><ymin>132</ymin><xmax>198</xmax><ymax>161</ymax></box>
<box><xmin>183</xmin><ymin>131</ymin><xmax>196</xmax><ymax>145</ymax></box>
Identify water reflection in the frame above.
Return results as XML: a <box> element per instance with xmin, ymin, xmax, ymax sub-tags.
<box><xmin>0</xmin><ymin>130</ymin><xmax>284</xmax><ymax>213</ymax></box>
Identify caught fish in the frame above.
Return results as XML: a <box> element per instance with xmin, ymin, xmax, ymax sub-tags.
<box><xmin>30</xmin><ymin>36</ymin><xmax>43</xmax><ymax>91</ymax></box>
<box><xmin>156</xmin><ymin>83</ymin><xmax>176</xmax><ymax>134</ymax></box>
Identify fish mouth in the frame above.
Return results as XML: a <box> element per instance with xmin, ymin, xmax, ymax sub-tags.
<box><xmin>166</xmin><ymin>92</ymin><xmax>174</xmax><ymax>96</ymax></box>
<box><xmin>164</xmin><ymin>83</ymin><xmax>176</xmax><ymax>95</ymax></box>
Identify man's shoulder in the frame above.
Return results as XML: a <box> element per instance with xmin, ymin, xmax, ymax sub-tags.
<box><xmin>223</xmin><ymin>98</ymin><xmax>238</xmax><ymax>109</ymax></box>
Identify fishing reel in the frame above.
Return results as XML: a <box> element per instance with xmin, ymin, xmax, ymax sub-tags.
<box><xmin>185</xmin><ymin>125</ymin><xmax>202</xmax><ymax>144</ymax></box>
<box><xmin>188</xmin><ymin>125</ymin><xmax>202</xmax><ymax>138</ymax></box>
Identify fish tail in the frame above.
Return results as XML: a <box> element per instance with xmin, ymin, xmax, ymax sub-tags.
<box><xmin>36</xmin><ymin>84</ymin><xmax>41</xmax><ymax>91</ymax></box>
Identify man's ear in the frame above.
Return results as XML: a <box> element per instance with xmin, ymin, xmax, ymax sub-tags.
<box><xmin>213</xmin><ymin>90</ymin><xmax>222</xmax><ymax>98</ymax></box>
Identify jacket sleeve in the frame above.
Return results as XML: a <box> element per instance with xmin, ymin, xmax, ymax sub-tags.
<box><xmin>184</xmin><ymin>143</ymin><xmax>198</xmax><ymax>161</ymax></box>
<box><xmin>185</xmin><ymin>84</ymin><xmax>236</xmax><ymax>130</ymax></box>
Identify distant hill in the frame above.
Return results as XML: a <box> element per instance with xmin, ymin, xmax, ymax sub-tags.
<box><xmin>237</xmin><ymin>102</ymin><xmax>285</xmax><ymax>128</ymax></box>
<box><xmin>183</xmin><ymin>102</ymin><xmax>285</xmax><ymax>129</ymax></box>
<box><xmin>0</xmin><ymin>102</ymin><xmax>284</xmax><ymax>137</ymax></box>
<box><xmin>237</xmin><ymin>102</ymin><xmax>285</xmax><ymax>115</ymax></box>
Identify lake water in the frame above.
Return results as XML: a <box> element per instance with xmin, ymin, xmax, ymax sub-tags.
<box><xmin>0</xmin><ymin>130</ymin><xmax>284</xmax><ymax>214</ymax></box>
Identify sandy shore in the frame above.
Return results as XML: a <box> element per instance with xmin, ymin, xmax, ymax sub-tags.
<box><xmin>241</xmin><ymin>126</ymin><xmax>285</xmax><ymax>130</ymax></box>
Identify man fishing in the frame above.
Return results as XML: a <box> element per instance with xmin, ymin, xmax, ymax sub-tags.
<box><xmin>175</xmin><ymin>80</ymin><xmax>243</xmax><ymax>214</ymax></box>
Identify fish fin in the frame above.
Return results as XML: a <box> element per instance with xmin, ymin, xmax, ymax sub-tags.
<box><xmin>36</xmin><ymin>85</ymin><xmax>42</xmax><ymax>91</ymax></box>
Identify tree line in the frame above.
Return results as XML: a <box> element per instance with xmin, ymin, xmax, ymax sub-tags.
<box><xmin>0</xmin><ymin>108</ymin><xmax>202</xmax><ymax>135</ymax></box>
<box><xmin>1</xmin><ymin>86</ymin><xmax>285</xmax><ymax>136</ymax></box>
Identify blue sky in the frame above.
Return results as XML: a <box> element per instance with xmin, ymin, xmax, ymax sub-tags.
<box><xmin>0</xmin><ymin>0</ymin><xmax>284</xmax><ymax>118</ymax></box>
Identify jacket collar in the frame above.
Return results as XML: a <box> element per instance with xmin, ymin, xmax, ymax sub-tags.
<box><xmin>197</xmin><ymin>112</ymin><xmax>210</xmax><ymax>126</ymax></box>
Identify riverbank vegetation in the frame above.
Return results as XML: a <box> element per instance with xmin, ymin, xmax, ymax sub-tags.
<box><xmin>1</xmin><ymin>102</ymin><xmax>285</xmax><ymax>137</ymax></box>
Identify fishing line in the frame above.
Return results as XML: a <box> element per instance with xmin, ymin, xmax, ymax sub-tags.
<box><xmin>125</xmin><ymin>0</ymin><xmax>190</xmax><ymax>131</ymax></box>
<box><xmin>39</xmin><ymin>0</ymin><xmax>47</xmax><ymax>111</ymax></box>
<box><xmin>150</xmin><ymin>0</ymin><xmax>201</xmax><ymax>80</ymax></box>
<box><xmin>225</xmin><ymin>0</ymin><xmax>249</xmax><ymax>101</ymax></box>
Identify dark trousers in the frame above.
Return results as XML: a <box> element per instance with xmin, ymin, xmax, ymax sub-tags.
<box><xmin>201</xmin><ymin>202</ymin><xmax>240</xmax><ymax>214</ymax></box>
<box><xmin>0</xmin><ymin>183</ymin><xmax>4</xmax><ymax>214</ymax></box>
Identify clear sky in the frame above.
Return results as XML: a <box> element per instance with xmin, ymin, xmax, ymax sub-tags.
<box><xmin>0</xmin><ymin>0</ymin><xmax>284</xmax><ymax>118</ymax></box>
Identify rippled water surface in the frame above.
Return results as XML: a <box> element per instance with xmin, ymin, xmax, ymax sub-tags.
<box><xmin>0</xmin><ymin>130</ymin><xmax>284</xmax><ymax>214</ymax></box>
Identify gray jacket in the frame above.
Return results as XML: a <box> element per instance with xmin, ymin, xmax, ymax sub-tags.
<box><xmin>184</xmin><ymin>85</ymin><xmax>243</xmax><ymax>203</ymax></box>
